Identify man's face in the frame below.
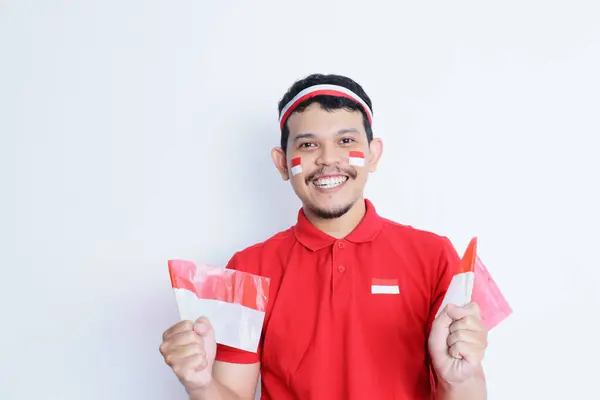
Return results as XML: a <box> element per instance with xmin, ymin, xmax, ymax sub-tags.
<box><xmin>273</xmin><ymin>103</ymin><xmax>382</xmax><ymax>219</ymax></box>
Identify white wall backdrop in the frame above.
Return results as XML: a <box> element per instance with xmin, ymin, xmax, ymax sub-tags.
<box><xmin>2</xmin><ymin>1</ymin><xmax>599</xmax><ymax>399</ymax></box>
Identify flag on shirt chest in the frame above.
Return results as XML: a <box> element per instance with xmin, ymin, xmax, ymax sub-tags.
<box><xmin>436</xmin><ymin>237</ymin><xmax>512</xmax><ymax>331</ymax></box>
<box><xmin>168</xmin><ymin>260</ymin><xmax>271</xmax><ymax>353</ymax></box>
<box><xmin>371</xmin><ymin>278</ymin><xmax>400</xmax><ymax>294</ymax></box>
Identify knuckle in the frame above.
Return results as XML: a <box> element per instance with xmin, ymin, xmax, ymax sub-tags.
<box><xmin>159</xmin><ymin>342</ymin><xmax>168</xmax><ymax>355</ymax></box>
<box><xmin>163</xmin><ymin>320</ymin><xmax>193</xmax><ymax>341</ymax></box>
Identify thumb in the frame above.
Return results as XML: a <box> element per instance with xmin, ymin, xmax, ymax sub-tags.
<box><xmin>428</xmin><ymin>305</ymin><xmax>454</xmax><ymax>356</ymax></box>
<box><xmin>432</xmin><ymin>304</ymin><xmax>456</xmax><ymax>331</ymax></box>
<box><xmin>193</xmin><ymin>316</ymin><xmax>214</xmax><ymax>337</ymax></box>
<box><xmin>194</xmin><ymin>316</ymin><xmax>217</xmax><ymax>365</ymax></box>
<box><xmin>444</xmin><ymin>303</ymin><xmax>472</xmax><ymax>321</ymax></box>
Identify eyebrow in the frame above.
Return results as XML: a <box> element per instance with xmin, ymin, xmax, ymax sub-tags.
<box><xmin>292</xmin><ymin>128</ymin><xmax>360</xmax><ymax>142</ymax></box>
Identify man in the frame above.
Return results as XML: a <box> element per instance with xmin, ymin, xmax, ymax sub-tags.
<box><xmin>159</xmin><ymin>73</ymin><xmax>488</xmax><ymax>399</ymax></box>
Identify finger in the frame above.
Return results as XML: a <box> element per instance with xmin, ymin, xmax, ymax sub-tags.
<box><xmin>448</xmin><ymin>341</ymin><xmax>484</xmax><ymax>364</ymax></box>
<box><xmin>433</xmin><ymin>305</ymin><xmax>455</xmax><ymax>330</ymax></box>
<box><xmin>160</xmin><ymin>331</ymin><xmax>204</xmax><ymax>356</ymax></box>
<box><xmin>445</xmin><ymin>302</ymin><xmax>481</xmax><ymax>321</ymax></box>
<box><xmin>163</xmin><ymin>343</ymin><xmax>206</xmax><ymax>366</ymax></box>
<box><xmin>449</xmin><ymin>315</ymin><xmax>484</xmax><ymax>333</ymax></box>
<box><xmin>448</xmin><ymin>340</ymin><xmax>468</xmax><ymax>359</ymax></box>
<box><xmin>447</xmin><ymin>329</ymin><xmax>484</xmax><ymax>348</ymax></box>
<box><xmin>169</xmin><ymin>330</ymin><xmax>204</xmax><ymax>346</ymax></box>
<box><xmin>163</xmin><ymin>320</ymin><xmax>194</xmax><ymax>341</ymax></box>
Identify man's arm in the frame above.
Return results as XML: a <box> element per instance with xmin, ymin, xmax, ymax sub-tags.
<box><xmin>435</xmin><ymin>365</ymin><xmax>487</xmax><ymax>400</ymax></box>
<box><xmin>188</xmin><ymin>361</ymin><xmax>260</xmax><ymax>400</ymax></box>
<box><xmin>427</xmin><ymin>238</ymin><xmax>488</xmax><ymax>400</ymax></box>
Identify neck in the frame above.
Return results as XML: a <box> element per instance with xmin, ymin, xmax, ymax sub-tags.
<box><xmin>304</xmin><ymin>198</ymin><xmax>367</xmax><ymax>239</ymax></box>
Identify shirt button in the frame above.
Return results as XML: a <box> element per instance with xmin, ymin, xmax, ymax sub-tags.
<box><xmin>337</xmin><ymin>242</ymin><xmax>344</xmax><ymax>249</ymax></box>
<box><xmin>337</xmin><ymin>265</ymin><xmax>345</xmax><ymax>273</ymax></box>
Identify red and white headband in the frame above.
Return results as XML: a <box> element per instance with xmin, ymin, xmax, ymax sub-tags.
<box><xmin>278</xmin><ymin>84</ymin><xmax>373</xmax><ymax>130</ymax></box>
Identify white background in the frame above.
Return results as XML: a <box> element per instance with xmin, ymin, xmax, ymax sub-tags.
<box><xmin>2</xmin><ymin>1</ymin><xmax>599</xmax><ymax>399</ymax></box>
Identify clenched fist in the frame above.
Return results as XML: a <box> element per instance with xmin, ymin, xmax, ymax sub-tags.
<box><xmin>428</xmin><ymin>303</ymin><xmax>487</xmax><ymax>387</ymax></box>
<box><xmin>160</xmin><ymin>316</ymin><xmax>217</xmax><ymax>394</ymax></box>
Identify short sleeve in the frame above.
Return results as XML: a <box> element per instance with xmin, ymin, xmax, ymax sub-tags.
<box><xmin>214</xmin><ymin>252</ymin><xmax>261</xmax><ymax>364</ymax></box>
<box><xmin>215</xmin><ymin>343</ymin><xmax>260</xmax><ymax>364</ymax></box>
<box><xmin>425</xmin><ymin>236</ymin><xmax>461</xmax><ymax>336</ymax></box>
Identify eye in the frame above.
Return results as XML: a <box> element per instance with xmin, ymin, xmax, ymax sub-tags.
<box><xmin>299</xmin><ymin>142</ymin><xmax>316</xmax><ymax>149</ymax></box>
<box><xmin>339</xmin><ymin>137</ymin><xmax>355</xmax><ymax>145</ymax></box>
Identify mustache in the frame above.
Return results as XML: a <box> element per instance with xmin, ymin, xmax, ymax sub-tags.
<box><xmin>306</xmin><ymin>166</ymin><xmax>357</xmax><ymax>183</ymax></box>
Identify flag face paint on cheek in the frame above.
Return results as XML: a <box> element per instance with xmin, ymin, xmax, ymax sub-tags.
<box><xmin>290</xmin><ymin>157</ymin><xmax>303</xmax><ymax>176</ymax></box>
<box><xmin>349</xmin><ymin>151</ymin><xmax>365</xmax><ymax>167</ymax></box>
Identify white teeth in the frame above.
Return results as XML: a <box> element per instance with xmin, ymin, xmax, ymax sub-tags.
<box><xmin>313</xmin><ymin>176</ymin><xmax>347</xmax><ymax>189</ymax></box>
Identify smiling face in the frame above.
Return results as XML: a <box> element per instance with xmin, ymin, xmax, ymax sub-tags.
<box><xmin>272</xmin><ymin>103</ymin><xmax>383</xmax><ymax>219</ymax></box>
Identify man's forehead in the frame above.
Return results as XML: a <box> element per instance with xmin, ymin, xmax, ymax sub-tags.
<box><xmin>286</xmin><ymin>104</ymin><xmax>365</xmax><ymax>136</ymax></box>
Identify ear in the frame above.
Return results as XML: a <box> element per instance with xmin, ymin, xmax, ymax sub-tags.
<box><xmin>367</xmin><ymin>138</ymin><xmax>383</xmax><ymax>173</ymax></box>
<box><xmin>271</xmin><ymin>147</ymin><xmax>290</xmax><ymax>181</ymax></box>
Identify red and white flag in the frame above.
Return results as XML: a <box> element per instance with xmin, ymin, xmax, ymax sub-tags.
<box><xmin>436</xmin><ymin>240</ymin><xmax>476</xmax><ymax>314</ymax></box>
<box><xmin>290</xmin><ymin>157</ymin><xmax>302</xmax><ymax>176</ymax></box>
<box><xmin>436</xmin><ymin>237</ymin><xmax>512</xmax><ymax>331</ymax></box>
<box><xmin>472</xmin><ymin>253</ymin><xmax>512</xmax><ymax>330</ymax></box>
<box><xmin>349</xmin><ymin>151</ymin><xmax>365</xmax><ymax>167</ymax></box>
<box><xmin>371</xmin><ymin>278</ymin><xmax>400</xmax><ymax>294</ymax></box>
<box><xmin>168</xmin><ymin>260</ymin><xmax>271</xmax><ymax>353</ymax></box>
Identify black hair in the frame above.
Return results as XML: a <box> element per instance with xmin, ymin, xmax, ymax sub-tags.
<box><xmin>277</xmin><ymin>73</ymin><xmax>373</xmax><ymax>154</ymax></box>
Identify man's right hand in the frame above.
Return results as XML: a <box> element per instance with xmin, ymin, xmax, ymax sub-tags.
<box><xmin>160</xmin><ymin>316</ymin><xmax>217</xmax><ymax>395</ymax></box>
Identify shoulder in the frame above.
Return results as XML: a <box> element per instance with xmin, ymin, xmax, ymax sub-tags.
<box><xmin>379</xmin><ymin>217</ymin><xmax>453</xmax><ymax>251</ymax></box>
<box><xmin>376</xmin><ymin>216</ymin><xmax>459</xmax><ymax>273</ymax></box>
<box><xmin>225</xmin><ymin>226</ymin><xmax>295</xmax><ymax>273</ymax></box>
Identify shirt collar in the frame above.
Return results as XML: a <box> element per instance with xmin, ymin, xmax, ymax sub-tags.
<box><xmin>293</xmin><ymin>198</ymin><xmax>383</xmax><ymax>251</ymax></box>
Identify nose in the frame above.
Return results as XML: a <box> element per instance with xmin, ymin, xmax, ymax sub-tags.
<box><xmin>316</xmin><ymin>143</ymin><xmax>342</xmax><ymax>167</ymax></box>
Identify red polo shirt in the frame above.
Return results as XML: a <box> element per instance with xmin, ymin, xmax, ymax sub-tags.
<box><xmin>215</xmin><ymin>199</ymin><xmax>460</xmax><ymax>399</ymax></box>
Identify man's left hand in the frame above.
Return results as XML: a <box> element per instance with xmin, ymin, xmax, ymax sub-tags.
<box><xmin>428</xmin><ymin>302</ymin><xmax>488</xmax><ymax>387</ymax></box>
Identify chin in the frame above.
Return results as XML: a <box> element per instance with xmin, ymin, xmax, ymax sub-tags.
<box><xmin>308</xmin><ymin>200</ymin><xmax>356</xmax><ymax>220</ymax></box>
